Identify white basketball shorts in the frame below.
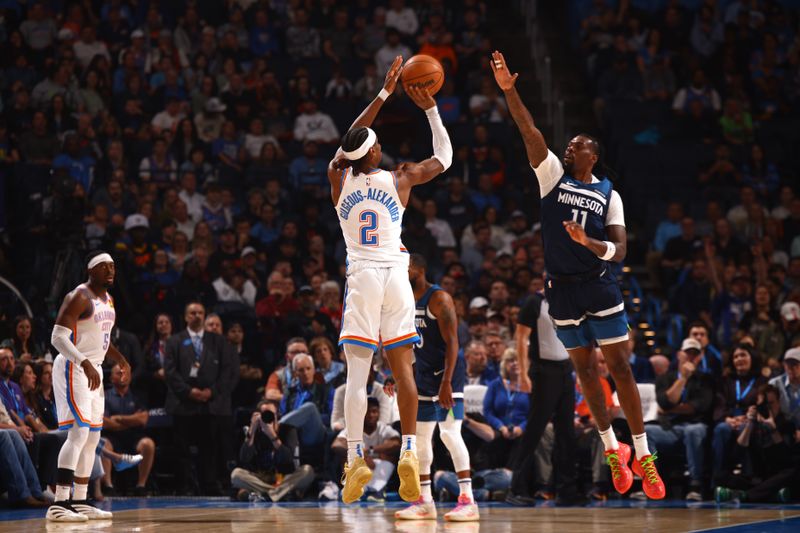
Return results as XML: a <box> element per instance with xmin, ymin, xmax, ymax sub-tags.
<box><xmin>53</xmin><ymin>354</ymin><xmax>104</xmax><ymax>432</ymax></box>
<box><xmin>339</xmin><ymin>264</ymin><xmax>420</xmax><ymax>351</ymax></box>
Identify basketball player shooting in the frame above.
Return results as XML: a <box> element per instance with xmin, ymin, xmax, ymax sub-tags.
<box><xmin>47</xmin><ymin>251</ymin><xmax>131</xmax><ymax>521</ymax></box>
<box><xmin>395</xmin><ymin>254</ymin><xmax>478</xmax><ymax>522</ymax></box>
<box><xmin>328</xmin><ymin>55</ymin><xmax>453</xmax><ymax>504</ymax></box>
<box><xmin>490</xmin><ymin>51</ymin><xmax>665</xmax><ymax>499</ymax></box>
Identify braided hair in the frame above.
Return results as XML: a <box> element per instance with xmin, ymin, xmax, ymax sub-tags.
<box><xmin>336</xmin><ymin>127</ymin><xmax>372</xmax><ymax>173</ymax></box>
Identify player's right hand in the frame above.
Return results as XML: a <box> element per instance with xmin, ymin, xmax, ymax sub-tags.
<box><xmin>383</xmin><ymin>55</ymin><xmax>404</xmax><ymax>95</ymax></box>
<box><xmin>518</xmin><ymin>374</ymin><xmax>532</xmax><ymax>393</ymax></box>
<box><xmin>81</xmin><ymin>359</ymin><xmax>101</xmax><ymax>390</ymax></box>
<box><xmin>490</xmin><ymin>50</ymin><xmax>519</xmax><ymax>91</ymax></box>
<box><xmin>405</xmin><ymin>84</ymin><xmax>436</xmax><ymax>110</ymax></box>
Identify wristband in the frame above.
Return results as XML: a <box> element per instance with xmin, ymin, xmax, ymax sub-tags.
<box><xmin>377</xmin><ymin>88</ymin><xmax>390</xmax><ymax>101</ymax></box>
<box><xmin>599</xmin><ymin>241</ymin><xmax>616</xmax><ymax>261</ymax></box>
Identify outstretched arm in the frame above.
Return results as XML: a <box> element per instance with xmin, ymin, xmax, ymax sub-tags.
<box><xmin>328</xmin><ymin>56</ymin><xmax>405</xmax><ymax>203</ymax></box>
<box><xmin>395</xmin><ymin>84</ymin><xmax>453</xmax><ymax>196</ymax></box>
<box><xmin>490</xmin><ymin>51</ymin><xmax>548</xmax><ymax>167</ymax></box>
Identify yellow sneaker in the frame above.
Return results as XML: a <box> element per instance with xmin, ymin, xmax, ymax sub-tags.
<box><xmin>397</xmin><ymin>450</ymin><xmax>421</xmax><ymax>502</ymax></box>
<box><xmin>341</xmin><ymin>457</ymin><xmax>372</xmax><ymax>504</ymax></box>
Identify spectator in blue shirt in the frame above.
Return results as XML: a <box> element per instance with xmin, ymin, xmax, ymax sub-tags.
<box><xmin>652</xmin><ymin>202</ymin><xmax>684</xmax><ymax>253</ymax></box>
<box><xmin>250</xmin><ymin>9</ymin><xmax>280</xmax><ymax>57</ymax></box>
<box><xmin>279</xmin><ymin>354</ymin><xmax>333</xmax><ymax>452</ymax></box>
<box><xmin>52</xmin><ymin>133</ymin><xmax>96</xmax><ymax>193</ymax></box>
<box><xmin>289</xmin><ymin>140</ymin><xmax>328</xmax><ymax>194</ymax></box>
<box><xmin>483</xmin><ymin>349</ymin><xmax>530</xmax><ymax>461</ymax></box>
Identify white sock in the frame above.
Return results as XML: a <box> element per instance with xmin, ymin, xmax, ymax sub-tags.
<box><xmin>72</xmin><ymin>483</ymin><xmax>88</xmax><ymax>501</ymax></box>
<box><xmin>420</xmin><ymin>480</ymin><xmax>433</xmax><ymax>503</ymax></box>
<box><xmin>598</xmin><ymin>426</ymin><xmax>619</xmax><ymax>451</ymax></box>
<box><xmin>401</xmin><ymin>434</ymin><xmax>417</xmax><ymax>453</ymax></box>
<box><xmin>55</xmin><ymin>485</ymin><xmax>71</xmax><ymax>502</ymax></box>
<box><xmin>347</xmin><ymin>441</ymin><xmax>364</xmax><ymax>464</ymax></box>
<box><xmin>458</xmin><ymin>478</ymin><xmax>474</xmax><ymax>502</ymax></box>
<box><xmin>632</xmin><ymin>432</ymin><xmax>651</xmax><ymax>458</ymax></box>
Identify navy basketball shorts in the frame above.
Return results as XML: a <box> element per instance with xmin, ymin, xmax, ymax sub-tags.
<box><xmin>418</xmin><ymin>398</ymin><xmax>465</xmax><ymax>423</ymax></box>
<box><xmin>544</xmin><ymin>270</ymin><xmax>629</xmax><ymax>350</ymax></box>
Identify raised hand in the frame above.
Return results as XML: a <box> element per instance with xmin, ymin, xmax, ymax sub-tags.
<box><xmin>405</xmin><ymin>83</ymin><xmax>437</xmax><ymax>110</ymax></box>
<box><xmin>383</xmin><ymin>55</ymin><xmax>404</xmax><ymax>95</ymax></box>
<box><xmin>490</xmin><ymin>50</ymin><xmax>519</xmax><ymax>91</ymax></box>
<box><xmin>562</xmin><ymin>220</ymin><xmax>589</xmax><ymax>246</ymax></box>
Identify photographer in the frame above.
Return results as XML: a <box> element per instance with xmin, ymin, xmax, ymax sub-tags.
<box><xmin>230</xmin><ymin>400</ymin><xmax>314</xmax><ymax>502</ymax></box>
<box><xmin>715</xmin><ymin>384</ymin><xmax>798</xmax><ymax>503</ymax></box>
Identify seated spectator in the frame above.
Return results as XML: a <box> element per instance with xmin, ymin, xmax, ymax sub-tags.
<box><xmin>483</xmin><ymin>349</ymin><xmax>529</xmax><ymax>458</ymax></box>
<box><xmin>331</xmin><ymin>366</ymin><xmax>395</xmax><ymax>432</ymax></box>
<box><xmin>628</xmin><ymin>330</ymin><xmax>655</xmax><ymax>384</ymax></box>
<box><xmin>332</xmin><ymin>397</ymin><xmax>400</xmax><ymax>500</ymax></box>
<box><xmin>0</xmin><ymin>400</ymin><xmax>48</xmax><ymax>508</ymax></box>
<box><xmin>714</xmin><ymin>384</ymin><xmax>798</xmax><ymax>503</ymax></box>
<box><xmin>213</xmin><ymin>260</ymin><xmax>257</xmax><ymax>308</ymax></box>
<box><xmin>265</xmin><ymin>338</ymin><xmax>309</xmax><ymax>400</ymax></box>
<box><xmin>712</xmin><ymin>345</ymin><xmax>768</xmax><ymax>485</ymax></box>
<box><xmin>138</xmin><ymin>136</ymin><xmax>178</xmax><ymax>189</ymax></box>
<box><xmin>310</xmin><ymin>336</ymin><xmax>344</xmax><ymax>387</ymax></box>
<box><xmin>647</xmin><ymin>338</ymin><xmax>716</xmax><ymax>501</ymax></box>
<box><xmin>31</xmin><ymin>361</ymin><xmax>57</xmax><ymax>431</ymax></box>
<box><xmin>285</xmin><ymin>285</ymin><xmax>336</xmax><ymax>344</ymax></box>
<box><xmin>1</xmin><ymin>316</ymin><xmax>45</xmax><ymax>362</ymax></box>
<box><xmin>279</xmin><ymin>354</ymin><xmax>333</xmax><ymax>453</ymax></box>
<box><xmin>375</xmin><ymin>29</ymin><xmax>412</xmax><ymax>77</ymax></box>
<box><xmin>231</xmin><ymin>400</ymin><xmax>314</xmax><ymax>502</ymax></box>
<box><xmin>101</xmin><ymin>363</ymin><xmax>155</xmax><ymax>496</ymax></box>
<box><xmin>293</xmin><ymin>100</ymin><xmax>339</xmax><ymax>145</ymax></box>
<box><xmin>769</xmin><ymin>347</ymin><xmax>800</xmax><ymax>428</ymax></box>
<box><xmin>464</xmin><ymin>340</ymin><xmax>496</xmax><ymax>385</ymax></box>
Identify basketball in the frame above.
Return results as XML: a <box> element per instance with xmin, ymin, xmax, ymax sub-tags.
<box><xmin>401</xmin><ymin>55</ymin><xmax>445</xmax><ymax>95</ymax></box>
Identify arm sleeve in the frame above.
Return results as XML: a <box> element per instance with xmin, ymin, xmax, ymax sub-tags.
<box><xmin>606</xmin><ymin>190</ymin><xmax>626</xmax><ymax>227</ymax></box>
<box><xmin>51</xmin><ymin>325</ymin><xmax>86</xmax><ymax>364</ymax></box>
<box><xmin>531</xmin><ymin>150</ymin><xmax>564</xmax><ymax>197</ymax></box>
<box><xmin>425</xmin><ymin>107</ymin><xmax>452</xmax><ymax>171</ymax></box>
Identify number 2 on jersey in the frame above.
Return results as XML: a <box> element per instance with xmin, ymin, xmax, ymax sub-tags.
<box><xmin>359</xmin><ymin>210</ymin><xmax>379</xmax><ymax>246</ymax></box>
<box><xmin>571</xmin><ymin>209</ymin><xmax>588</xmax><ymax>229</ymax></box>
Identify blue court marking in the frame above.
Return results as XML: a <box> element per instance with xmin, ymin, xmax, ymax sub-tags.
<box><xmin>2</xmin><ymin>498</ymin><xmax>800</xmax><ymax>523</ymax></box>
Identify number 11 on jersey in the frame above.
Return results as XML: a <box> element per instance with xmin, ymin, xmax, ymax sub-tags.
<box><xmin>571</xmin><ymin>209</ymin><xmax>587</xmax><ymax>228</ymax></box>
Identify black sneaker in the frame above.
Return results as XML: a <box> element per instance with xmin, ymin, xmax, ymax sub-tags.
<box><xmin>505</xmin><ymin>493</ymin><xmax>537</xmax><ymax>506</ymax></box>
<box><xmin>46</xmin><ymin>502</ymin><xmax>89</xmax><ymax>522</ymax></box>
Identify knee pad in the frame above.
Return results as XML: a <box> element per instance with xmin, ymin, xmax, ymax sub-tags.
<box><xmin>416</xmin><ymin>421</ymin><xmax>436</xmax><ymax>475</ymax></box>
<box><xmin>58</xmin><ymin>425</ymin><xmax>91</xmax><ymax>471</ymax></box>
<box><xmin>438</xmin><ymin>419</ymin><xmax>470</xmax><ymax>473</ymax></box>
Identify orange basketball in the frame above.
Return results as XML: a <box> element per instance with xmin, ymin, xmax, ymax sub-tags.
<box><xmin>401</xmin><ymin>55</ymin><xmax>445</xmax><ymax>95</ymax></box>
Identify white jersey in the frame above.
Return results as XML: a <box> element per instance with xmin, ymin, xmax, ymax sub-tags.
<box><xmin>335</xmin><ymin>167</ymin><xmax>409</xmax><ymax>269</ymax></box>
<box><xmin>72</xmin><ymin>284</ymin><xmax>116</xmax><ymax>365</ymax></box>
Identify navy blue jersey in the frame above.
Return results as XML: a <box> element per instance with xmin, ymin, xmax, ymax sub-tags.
<box><xmin>414</xmin><ymin>284</ymin><xmax>466</xmax><ymax>397</ymax></box>
<box><xmin>541</xmin><ymin>174</ymin><xmax>614</xmax><ymax>276</ymax></box>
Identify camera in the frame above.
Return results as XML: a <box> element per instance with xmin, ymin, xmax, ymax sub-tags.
<box><xmin>260</xmin><ymin>410</ymin><xmax>275</xmax><ymax>424</ymax></box>
<box><xmin>756</xmin><ymin>401</ymin><xmax>770</xmax><ymax>418</ymax></box>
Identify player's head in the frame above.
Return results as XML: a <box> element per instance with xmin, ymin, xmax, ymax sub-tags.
<box><xmin>341</xmin><ymin>126</ymin><xmax>381</xmax><ymax>170</ymax></box>
<box><xmin>86</xmin><ymin>250</ymin><xmax>115</xmax><ymax>289</ymax></box>
<box><xmin>563</xmin><ymin>134</ymin><xmax>600</xmax><ymax>176</ymax></box>
<box><xmin>408</xmin><ymin>253</ymin><xmax>427</xmax><ymax>288</ymax></box>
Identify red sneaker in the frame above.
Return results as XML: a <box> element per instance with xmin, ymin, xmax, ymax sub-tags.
<box><xmin>632</xmin><ymin>454</ymin><xmax>666</xmax><ymax>500</ymax></box>
<box><xmin>604</xmin><ymin>442</ymin><xmax>633</xmax><ymax>494</ymax></box>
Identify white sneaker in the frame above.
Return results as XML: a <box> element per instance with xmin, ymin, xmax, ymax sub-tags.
<box><xmin>46</xmin><ymin>503</ymin><xmax>89</xmax><ymax>522</ymax></box>
<box><xmin>394</xmin><ymin>498</ymin><xmax>437</xmax><ymax>520</ymax></box>
<box><xmin>318</xmin><ymin>481</ymin><xmax>340</xmax><ymax>501</ymax></box>
<box><xmin>72</xmin><ymin>500</ymin><xmax>113</xmax><ymax>519</ymax></box>
<box><xmin>444</xmin><ymin>494</ymin><xmax>479</xmax><ymax>522</ymax></box>
<box><xmin>686</xmin><ymin>491</ymin><xmax>703</xmax><ymax>502</ymax></box>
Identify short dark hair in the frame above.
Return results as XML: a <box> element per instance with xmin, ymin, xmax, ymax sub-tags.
<box><xmin>409</xmin><ymin>253</ymin><xmax>427</xmax><ymax>270</ymax></box>
<box><xmin>367</xmin><ymin>397</ymin><xmax>380</xmax><ymax>409</ymax></box>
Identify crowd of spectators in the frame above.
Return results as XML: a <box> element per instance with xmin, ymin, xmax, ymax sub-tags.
<box><xmin>0</xmin><ymin>0</ymin><xmax>798</xmax><ymax>506</ymax></box>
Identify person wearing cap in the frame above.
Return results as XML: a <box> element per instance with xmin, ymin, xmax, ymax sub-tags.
<box><xmin>284</xmin><ymin>285</ymin><xmax>336</xmax><ymax>342</ymax></box>
<box><xmin>645</xmin><ymin>337</ymin><xmax>716</xmax><ymax>501</ymax></box>
<box><xmin>468</xmin><ymin>296</ymin><xmax>490</xmax><ymax>319</ymax></box>
<box><xmin>768</xmin><ymin>347</ymin><xmax>800</xmax><ymax>428</ymax></box>
<box><xmin>195</xmin><ymin>97</ymin><xmax>227</xmax><ymax>143</ymax></box>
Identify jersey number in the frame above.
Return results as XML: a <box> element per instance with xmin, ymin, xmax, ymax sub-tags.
<box><xmin>359</xmin><ymin>210</ymin><xmax>379</xmax><ymax>246</ymax></box>
<box><xmin>571</xmin><ymin>209</ymin><xmax>588</xmax><ymax>229</ymax></box>
<box><xmin>102</xmin><ymin>333</ymin><xmax>110</xmax><ymax>351</ymax></box>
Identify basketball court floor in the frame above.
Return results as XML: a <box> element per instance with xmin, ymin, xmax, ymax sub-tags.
<box><xmin>2</xmin><ymin>499</ymin><xmax>799</xmax><ymax>533</ymax></box>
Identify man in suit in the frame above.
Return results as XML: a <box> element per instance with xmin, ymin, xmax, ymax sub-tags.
<box><xmin>164</xmin><ymin>301</ymin><xmax>238</xmax><ymax>495</ymax></box>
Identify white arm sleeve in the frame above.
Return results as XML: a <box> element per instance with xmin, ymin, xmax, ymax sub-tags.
<box><xmin>606</xmin><ymin>190</ymin><xmax>626</xmax><ymax>227</ymax></box>
<box><xmin>51</xmin><ymin>324</ymin><xmax>86</xmax><ymax>364</ymax></box>
<box><xmin>425</xmin><ymin>107</ymin><xmax>452</xmax><ymax>171</ymax></box>
<box><xmin>531</xmin><ymin>149</ymin><xmax>564</xmax><ymax>197</ymax></box>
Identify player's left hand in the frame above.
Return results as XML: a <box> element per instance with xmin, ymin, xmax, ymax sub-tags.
<box><xmin>383</xmin><ymin>55</ymin><xmax>404</xmax><ymax>95</ymax></box>
<box><xmin>562</xmin><ymin>220</ymin><xmax>588</xmax><ymax>245</ymax></box>
<box><xmin>437</xmin><ymin>380</ymin><xmax>454</xmax><ymax>410</ymax></box>
<box><xmin>406</xmin><ymin>84</ymin><xmax>436</xmax><ymax>111</ymax></box>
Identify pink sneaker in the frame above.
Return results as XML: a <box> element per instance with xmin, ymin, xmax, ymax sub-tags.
<box><xmin>444</xmin><ymin>494</ymin><xmax>480</xmax><ymax>522</ymax></box>
<box><xmin>394</xmin><ymin>498</ymin><xmax>437</xmax><ymax>520</ymax></box>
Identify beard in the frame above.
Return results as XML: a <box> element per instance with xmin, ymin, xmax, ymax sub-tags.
<box><xmin>563</xmin><ymin>159</ymin><xmax>575</xmax><ymax>175</ymax></box>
